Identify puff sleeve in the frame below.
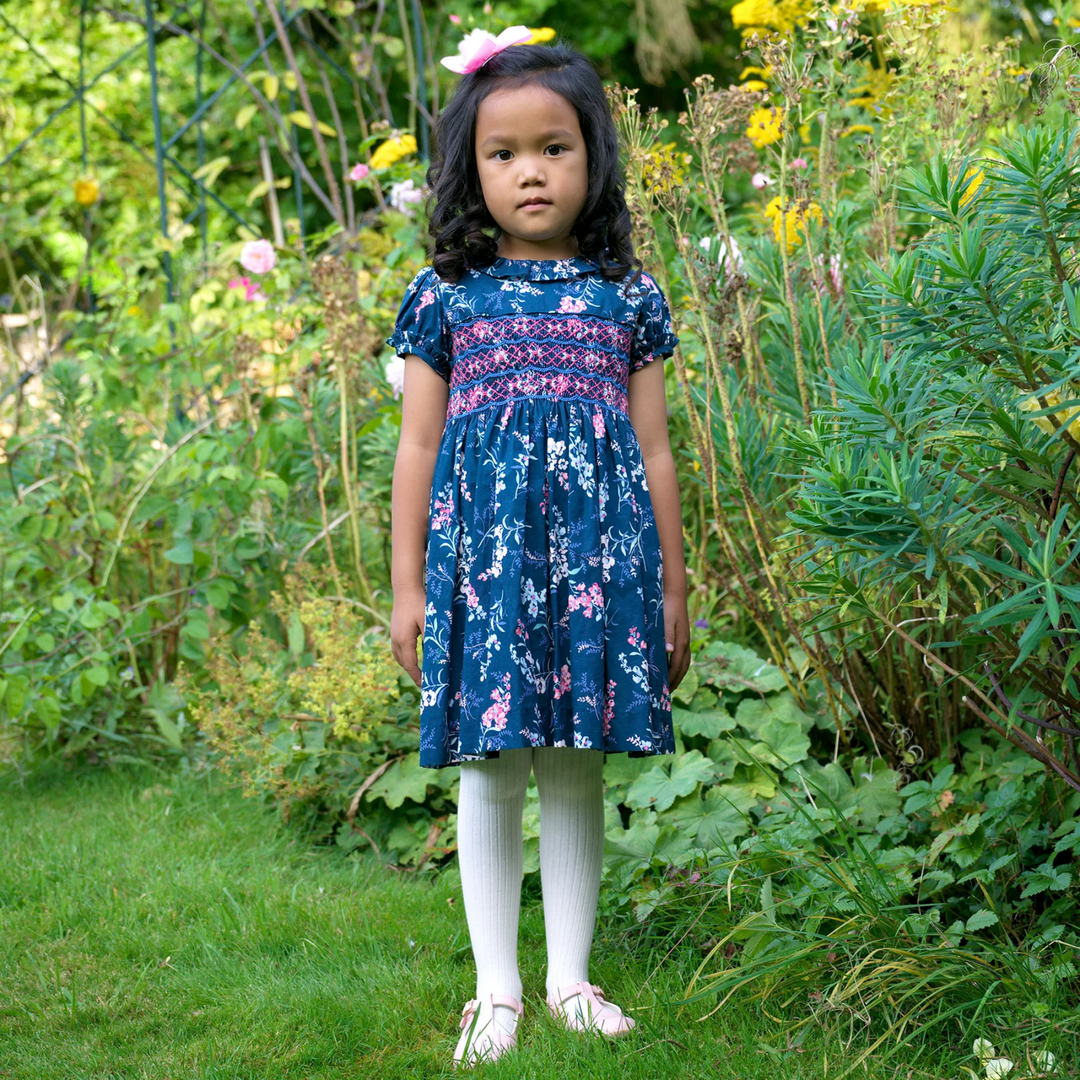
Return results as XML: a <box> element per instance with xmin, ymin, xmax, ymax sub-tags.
<box><xmin>629</xmin><ymin>272</ymin><xmax>680</xmax><ymax>373</ymax></box>
<box><xmin>385</xmin><ymin>266</ymin><xmax>452</xmax><ymax>383</ymax></box>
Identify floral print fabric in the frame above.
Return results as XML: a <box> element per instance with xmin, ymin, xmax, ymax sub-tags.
<box><xmin>387</xmin><ymin>255</ymin><xmax>680</xmax><ymax>768</ymax></box>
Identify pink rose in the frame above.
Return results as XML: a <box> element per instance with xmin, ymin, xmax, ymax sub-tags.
<box><xmin>239</xmin><ymin>239</ymin><xmax>276</xmax><ymax>275</ymax></box>
<box><xmin>449</xmin><ymin>12</ymin><xmax>461</xmax><ymax>23</ymax></box>
<box><xmin>349</xmin><ymin>162</ymin><xmax>370</xmax><ymax>181</ymax></box>
<box><xmin>751</xmin><ymin>171</ymin><xmax>771</xmax><ymax>189</ymax></box>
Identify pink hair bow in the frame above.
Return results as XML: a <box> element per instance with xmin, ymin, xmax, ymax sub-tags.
<box><xmin>440</xmin><ymin>25</ymin><xmax>533</xmax><ymax>74</ymax></box>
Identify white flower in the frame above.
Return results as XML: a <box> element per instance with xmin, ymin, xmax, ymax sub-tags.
<box><xmin>716</xmin><ymin>236</ymin><xmax>744</xmax><ymax>274</ymax></box>
<box><xmin>699</xmin><ymin>234</ymin><xmax>743</xmax><ymax>274</ymax></box>
<box><xmin>389</xmin><ymin>178</ymin><xmax>425</xmax><ymax>216</ymax></box>
<box><xmin>751</xmin><ymin>171</ymin><xmax>772</xmax><ymax>189</ymax></box>
<box><xmin>1035</xmin><ymin>1051</ymin><xmax>1057</xmax><ymax>1072</ymax></box>
<box><xmin>986</xmin><ymin>1059</ymin><xmax>1014</xmax><ymax>1080</ymax></box>
<box><xmin>973</xmin><ymin>1040</ymin><xmax>997</xmax><ymax>1065</ymax></box>
<box><xmin>385</xmin><ymin>354</ymin><xmax>405</xmax><ymax>397</ymax></box>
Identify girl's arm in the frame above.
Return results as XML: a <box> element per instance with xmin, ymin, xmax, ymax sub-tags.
<box><xmin>390</xmin><ymin>357</ymin><xmax>450</xmax><ymax>687</ymax></box>
<box><xmin>628</xmin><ymin>359</ymin><xmax>691</xmax><ymax>692</ymax></box>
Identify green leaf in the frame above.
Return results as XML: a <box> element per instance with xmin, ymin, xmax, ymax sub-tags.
<box><xmin>604</xmin><ymin>818</ymin><xmax>692</xmax><ymax>875</ymax></box>
<box><xmin>235</xmin><ymin>103</ymin><xmax>258</xmax><ymax>130</ymax></box>
<box><xmin>365</xmin><ymin>752</ymin><xmax>432</xmax><ymax>809</ymax></box>
<box><xmin>699</xmin><ymin>641</ymin><xmax>788</xmax><ymax>694</ymax></box>
<box><xmin>164</xmin><ymin>537</ymin><xmax>194</xmax><ymax>564</ymax></box>
<box><xmin>663</xmin><ymin>784</ymin><xmax>755</xmax><ymax>849</ymax></box>
<box><xmin>85</xmin><ymin>666</ymin><xmax>110</xmax><ymax>687</ymax></box>
<box><xmin>34</xmin><ymin>693</ymin><xmax>62</xmax><ymax>730</ymax></box>
<box><xmin>673</xmin><ymin>704</ymin><xmax>734</xmax><ymax>739</ymax></box>
<box><xmin>625</xmin><ymin>750</ymin><xmax>716</xmax><ymax>812</ymax></box>
<box><xmin>233</xmin><ymin>539</ymin><xmax>262</xmax><ymax>561</ymax></box>
<box><xmin>78</xmin><ymin>601</ymin><xmax>110</xmax><ymax>629</ymax></box>
<box><xmin>191</xmin><ymin>155</ymin><xmax>230</xmax><ymax>186</ymax></box>
<box><xmin>34</xmin><ymin>633</ymin><xmax>55</xmax><ymax>652</ymax></box>
<box><xmin>965</xmin><ymin>909</ymin><xmax>999</xmax><ymax>932</ymax></box>
<box><xmin>736</xmin><ymin>692</ymin><xmax>817</xmax><ymax>737</ymax></box>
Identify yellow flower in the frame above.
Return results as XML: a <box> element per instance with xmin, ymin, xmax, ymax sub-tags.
<box><xmin>844</xmin><ymin>61</ymin><xmax>895</xmax><ymax>113</ymax></box>
<box><xmin>525</xmin><ymin>27</ymin><xmax>556</xmax><ymax>43</ymax></box>
<box><xmin>739</xmin><ymin>65</ymin><xmax>772</xmax><ymax>80</ymax></box>
<box><xmin>799</xmin><ymin>122</ymin><xmax>812</xmax><ymax>143</ymax></box>
<box><xmin>732</xmin><ymin>0</ymin><xmax>811</xmax><ymax>34</ymax></box>
<box><xmin>739</xmin><ymin>80</ymin><xmax>770</xmax><ymax>92</ymax></box>
<box><xmin>746</xmin><ymin>106</ymin><xmax>785</xmax><ymax>149</ymax></box>
<box><xmin>370</xmin><ymin>133</ymin><xmax>418</xmax><ymax>170</ymax></box>
<box><xmin>127</xmin><ymin>305</ymin><xmax>142</xmax><ymax>317</ymax></box>
<box><xmin>959</xmin><ymin>167</ymin><xmax>984</xmax><ymax>208</ymax></box>
<box><xmin>1020</xmin><ymin>388</ymin><xmax>1080</xmax><ymax>440</ymax></box>
<box><xmin>642</xmin><ymin>142</ymin><xmax>686</xmax><ymax>195</ymax></box>
<box><xmin>839</xmin><ymin>123</ymin><xmax>876</xmax><ymax>137</ymax></box>
<box><xmin>765</xmin><ymin>194</ymin><xmax>823</xmax><ymax>253</ymax></box>
<box><xmin>74</xmin><ymin>177</ymin><xmax>99</xmax><ymax>206</ymax></box>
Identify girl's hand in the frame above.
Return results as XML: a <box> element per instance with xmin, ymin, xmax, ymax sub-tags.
<box><xmin>391</xmin><ymin>585</ymin><xmax>426</xmax><ymax>688</ymax></box>
<box><xmin>664</xmin><ymin>590</ymin><xmax>690</xmax><ymax>692</ymax></box>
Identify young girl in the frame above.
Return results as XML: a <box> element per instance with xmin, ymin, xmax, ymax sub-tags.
<box><xmin>387</xmin><ymin>32</ymin><xmax>690</xmax><ymax>1069</ymax></box>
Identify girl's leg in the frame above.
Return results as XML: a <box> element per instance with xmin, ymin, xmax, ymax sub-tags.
<box><xmin>531</xmin><ymin>746</ymin><xmax>605</xmax><ymax>997</ymax></box>
<box><xmin>455</xmin><ymin>748</ymin><xmax>533</xmax><ymax>1054</ymax></box>
<box><xmin>533</xmin><ymin>745</ymin><xmax>634</xmax><ymax>1033</ymax></box>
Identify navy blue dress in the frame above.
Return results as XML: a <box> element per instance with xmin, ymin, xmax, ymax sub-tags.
<box><xmin>387</xmin><ymin>255</ymin><xmax>680</xmax><ymax>768</ymax></box>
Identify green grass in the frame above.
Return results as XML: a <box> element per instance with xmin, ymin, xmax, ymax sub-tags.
<box><xmin>0</xmin><ymin>760</ymin><xmax>1020</xmax><ymax>1079</ymax></box>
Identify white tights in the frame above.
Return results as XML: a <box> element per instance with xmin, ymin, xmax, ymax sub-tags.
<box><xmin>455</xmin><ymin>746</ymin><xmax>605</xmax><ymax>1037</ymax></box>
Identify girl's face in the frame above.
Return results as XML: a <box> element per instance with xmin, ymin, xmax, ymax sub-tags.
<box><xmin>474</xmin><ymin>83</ymin><xmax>589</xmax><ymax>260</ymax></box>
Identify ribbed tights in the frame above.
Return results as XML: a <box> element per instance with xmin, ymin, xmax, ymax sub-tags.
<box><xmin>455</xmin><ymin>746</ymin><xmax>605</xmax><ymax>1042</ymax></box>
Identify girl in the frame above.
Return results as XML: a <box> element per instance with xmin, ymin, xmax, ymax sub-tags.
<box><xmin>387</xmin><ymin>32</ymin><xmax>690</xmax><ymax>1069</ymax></box>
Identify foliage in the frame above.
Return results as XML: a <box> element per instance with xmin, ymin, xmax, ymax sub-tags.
<box><xmin>605</xmin><ymin>714</ymin><xmax>1080</xmax><ymax>1068</ymax></box>
<box><xmin>787</xmin><ymin>116</ymin><xmax>1080</xmax><ymax>791</ymax></box>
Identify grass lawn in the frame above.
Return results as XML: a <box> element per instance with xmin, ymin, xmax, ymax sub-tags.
<box><xmin>0</xmin><ymin>760</ymin><xmax>1032</xmax><ymax>1079</ymax></box>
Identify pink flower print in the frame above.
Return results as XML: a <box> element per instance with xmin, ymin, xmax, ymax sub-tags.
<box><xmin>567</xmin><ymin>582</ymin><xmax>604</xmax><ymax>620</ymax></box>
<box><xmin>553</xmin><ymin>662</ymin><xmax>572</xmax><ymax>700</ymax></box>
<box><xmin>592</xmin><ymin>409</ymin><xmax>606</xmax><ymax>439</ymax></box>
<box><xmin>602</xmin><ymin>678</ymin><xmax>616</xmax><ymax>736</ymax></box>
<box><xmin>464</xmin><ymin>582</ymin><xmax>479</xmax><ymax>608</ymax></box>
<box><xmin>432</xmin><ymin>496</ymin><xmax>453</xmax><ymax>530</ymax></box>
<box><xmin>558</xmin><ymin>295</ymin><xmax>587</xmax><ymax>314</ymax></box>
<box><xmin>413</xmin><ymin>288</ymin><xmax>435</xmax><ymax>321</ymax></box>
<box><xmin>482</xmin><ymin>674</ymin><xmax>513</xmax><ymax>730</ymax></box>
<box><xmin>628</xmin><ymin>626</ymin><xmax>644</xmax><ymax>649</ymax></box>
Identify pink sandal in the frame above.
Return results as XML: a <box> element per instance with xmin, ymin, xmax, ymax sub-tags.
<box><xmin>452</xmin><ymin>992</ymin><xmax>524</xmax><ymax>1069</ymax></box>
<box><xmin>545</xmin><ymin>981</ymin><xmax>636</xmax><ymax>1036</ymax></box>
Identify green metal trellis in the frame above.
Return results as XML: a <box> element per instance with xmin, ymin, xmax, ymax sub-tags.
<box><xmin>0</xmin><ymin>0</ymin><xmax>433</xmax><ymax>306</ymax></box>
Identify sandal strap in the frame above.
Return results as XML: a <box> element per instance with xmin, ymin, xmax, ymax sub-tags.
<box><xmin>459</xmin><ymin>993</ymin><xmax>524</xmax><ymax>1029</ymax></box>
<box><xmin>550</xmin><ymin>981</ymin><xmax>615</xmax><ymax>1008</ymax></box>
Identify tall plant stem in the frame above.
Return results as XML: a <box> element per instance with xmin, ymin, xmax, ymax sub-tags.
<box><xmin>778</xmin><ymin>143</ymin><xmax>811</xmax><ymax>426</ymax></box>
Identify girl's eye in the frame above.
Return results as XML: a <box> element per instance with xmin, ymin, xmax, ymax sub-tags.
<box><xmin>492</xmin><ymin>145</ymin><xmax>566</xmax><ymax>161</ymax></box>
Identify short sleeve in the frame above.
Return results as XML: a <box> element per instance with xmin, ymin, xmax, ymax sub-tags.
<box><xmin>385</xmin><ymin>266</ymin><xmax>452</xmax><ymax>383</ymax></box>
<box><xmin>629</xmin><ymin>273</ymin><xmax>680</xmax><ymax>373</ymax></box>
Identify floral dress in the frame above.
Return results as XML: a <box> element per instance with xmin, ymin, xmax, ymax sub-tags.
<box><xmin>386</xmin><ymin>255</ymin><xmax>680</xmax><ymax>768</ymax></box>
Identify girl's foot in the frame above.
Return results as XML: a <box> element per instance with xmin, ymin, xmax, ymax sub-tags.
<box><xmin>545</xmin><ymin>981</ymin><xmax>636</xmax><ymax>1036</ymax></box>
<box><xmin>452</xmin><ymin>993</ymin><xmax>524</xmax><ymax>1070</ymax></box>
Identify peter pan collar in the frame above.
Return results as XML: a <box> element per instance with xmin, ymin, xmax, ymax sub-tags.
<box><xmin>475</xmin><ymin>255</ymin><xmax>601</xmax><ymax>282</ymax></box>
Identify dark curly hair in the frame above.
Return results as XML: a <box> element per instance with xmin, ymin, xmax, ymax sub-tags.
<box><xmin>423</xmin><ymin>37</ymin><xmax>642</xmax><ymax>286</ymax></box>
